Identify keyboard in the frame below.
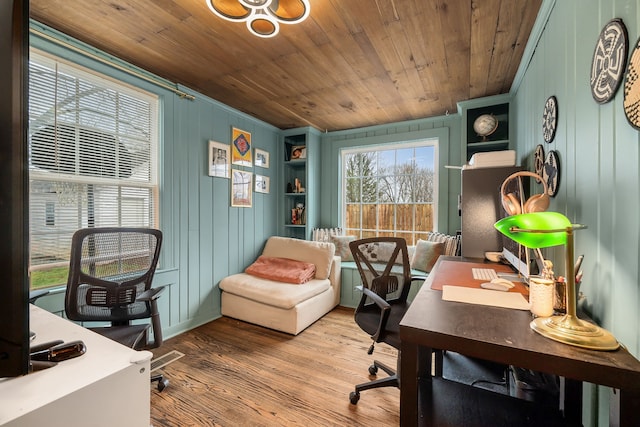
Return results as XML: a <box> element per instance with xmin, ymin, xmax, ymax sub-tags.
<box><xmin>472</xmin><ymin>268</ymin><xmax>498</xmax><ymax>281</ymax></box>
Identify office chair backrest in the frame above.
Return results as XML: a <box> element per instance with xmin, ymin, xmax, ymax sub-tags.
<box><xmin>349</xmin><ymin>237</ymin><xmax>412</xmax><ymax>304</ymax></box>
<box><xmin>65</xmin><ymin>227</ymin><xmax>162</xmax><ymax>323</ymax></box>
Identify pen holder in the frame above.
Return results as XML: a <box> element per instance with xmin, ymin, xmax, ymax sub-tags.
<box><xmin>529</xmin><ymin>277</ymin><xmax>555</xmax><ymax>317</ymax></box>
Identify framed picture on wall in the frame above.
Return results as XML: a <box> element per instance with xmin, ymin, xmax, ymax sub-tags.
<box><xmin>255</xmin><ymin>174</ymin><xmax>270</xmax><ymax>194</ymax></box>
<box><xmin>231</xmin><ymin>127</ymin><xmax>252</xmax><ymax>166</ymax></box>
<box><xmin>208</xmin><ymin>140</ymin><xmax>230</xmax><ymax>178</ymax></box>
<box><xmin>231</xmin><ymin>169</ymin><xmax>252</xmax><ymax>207</ymax></box>
<box><xmin>254</xmin><ymin>148</ymin><xmax>270</xmax><ymax>168</ymax></box>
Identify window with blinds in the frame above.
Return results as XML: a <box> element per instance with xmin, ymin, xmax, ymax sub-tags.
<box><xmin>28</xmin><ymin>50</ymin><xmax>159</xmax><ymax>290</ymax></box>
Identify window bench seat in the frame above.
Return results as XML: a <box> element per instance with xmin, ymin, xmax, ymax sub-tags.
<box><xmin>334</xmin><ymin>232</ymin><xmax>460</xmax><ymax>307</ymax></box>
<box><xmin>339</xmin><ymin>261</ymin><xmax>427</xmax><ymax>308</ymax></box>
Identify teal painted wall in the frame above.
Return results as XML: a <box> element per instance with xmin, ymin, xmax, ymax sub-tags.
<box><xmin>512</xmin><ymin>1</ymin><xmax>640</xmax><ymax>424</ymax></box>
<box><xmin>30</xmin><ymin>23</ymin><xmax>280</xmax><ymax>338</ymax></box>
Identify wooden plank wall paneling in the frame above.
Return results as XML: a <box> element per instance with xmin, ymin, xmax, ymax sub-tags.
<box><xmin>513</xmin><ymin>1</ymin><xmax>640</xmax><ymax>425</ymax></box>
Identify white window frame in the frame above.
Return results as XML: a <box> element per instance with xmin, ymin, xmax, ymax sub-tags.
<box><xmin>28</xmin><ymin>49</ymin><xmax>160</xmax><ymax>289</ymax></box>
<box><xmin>340</xmin><ymin>138</ymin><xmax>439</xmax><ymax>244</ymax></box>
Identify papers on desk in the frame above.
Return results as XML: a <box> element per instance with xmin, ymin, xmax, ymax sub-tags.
<box><xmin>442</xmin><ymin>285</ymin><xmax>530</xmax><ymax>310</ymax></box>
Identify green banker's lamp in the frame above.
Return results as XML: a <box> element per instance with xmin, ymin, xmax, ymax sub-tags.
<box><xmin>495</xmin><ymin>212</ymin><xmax>619</xmax><ymax>350</ymax></box>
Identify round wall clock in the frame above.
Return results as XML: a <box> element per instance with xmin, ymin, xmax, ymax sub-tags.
<box><xmin>624</xmin><ymin>35</ymin><xmax>640</xmax><ymax>129</ymax></box>
<box><xmin>591</xmin><ymin>18</ymin><xmax>628</xmax><ymax>104</ymax></box>
<box><xmin>534</xmin><ymin>144</ymin><xmax>545</xmax><ymax>177</ymax></box>
<box><xmin>542</xmin><ymin>150</ymin><xmax>560</xmax><ymax>197</ymax></box>
<box><xmin>542</xmin><ymin>96</ymin><xmax>558</xmax><ymax>143</ymax></box>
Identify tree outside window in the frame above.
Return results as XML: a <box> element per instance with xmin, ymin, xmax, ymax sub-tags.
<box><xmin>342</xmin><ymin>141</ymin><xmax>437</xmax><ymax>245</ymax></box>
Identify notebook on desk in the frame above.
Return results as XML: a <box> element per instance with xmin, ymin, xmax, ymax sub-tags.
<box><xmin>442</xmin><ymin>285</ymin><xmax>530</xmax><ymax>310</ymax></box>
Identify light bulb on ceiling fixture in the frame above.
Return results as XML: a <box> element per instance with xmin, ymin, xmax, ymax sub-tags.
<box><xmin>206</xmin><ymin>0</ymin><xmax>310</xmax><ymax>38</ymax></box>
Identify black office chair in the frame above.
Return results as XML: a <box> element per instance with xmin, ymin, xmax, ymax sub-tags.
<box><xmin>348</xmin><ymin>237</ymin><xmax>425</xmax><ymax>404</ymax></box>
<box><xmin>64</xmin><ymin>227</ymin><xmax>169</xmax><ymax>391</ymax></box>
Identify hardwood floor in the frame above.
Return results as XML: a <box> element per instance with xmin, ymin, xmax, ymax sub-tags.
<box><xmin>150</xmin><ymin>307</ymin><xmax>399</xmax><ymax>426</ymax></box>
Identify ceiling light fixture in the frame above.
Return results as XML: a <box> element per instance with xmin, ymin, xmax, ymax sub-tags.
<box><xmin>206</xmin><ymin>0</ymin><xmax>310</xmax><ymax>38</ymax></box>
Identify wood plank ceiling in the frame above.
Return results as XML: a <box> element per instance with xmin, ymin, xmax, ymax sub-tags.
<box><xmin>29</xmin><ymin>0</ymin><xmax>543</xmax><ymax>132</ymax></box>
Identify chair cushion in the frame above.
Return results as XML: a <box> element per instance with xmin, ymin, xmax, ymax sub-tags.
<box><xmin>262</xmin><ymin>236</ymin><xmax>335</xmax><ymax>280</ymax></box>
<box><xmin>355</xmin><ymin>301</ymin><xmax>408</xmax><ymax>350</ymax></box>
<box><xmin>220</xmin><ymin>273</ymin><xmax>331</xmax><ymax>310</ymax></box>
<box><xmin>362</xmin><ymin>241</ymin><xmax>407</xmax><ymax>265</ymax></box>
<box><xmin>330</xmin><ymin>235</ymin><xmax>355</xmax><ymax>261</ymax></box>
<box><xmin>411</xmin><ymin>239</ymin><xmax>444</xmax><ymax>273</ymax></box>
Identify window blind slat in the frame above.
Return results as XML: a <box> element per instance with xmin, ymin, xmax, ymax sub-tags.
<box><xmin>28</xmin><ymin>50</ymin><xmax>159</xmax><ymax>289</ymax></box>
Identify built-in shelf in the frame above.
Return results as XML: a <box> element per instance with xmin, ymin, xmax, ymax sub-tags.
<box><xmin>281</xmin><ymin>128</ymin><xmax>320</xmax><ymax>240</ymax></box>
<box><xmin>458</xmin><ymin>94</ymin><xmax>512</xmax><ymax>163</ymax></box>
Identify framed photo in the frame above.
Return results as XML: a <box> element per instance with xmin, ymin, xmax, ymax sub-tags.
<box><xmin>290</xmin><ymin>145</ymin><xmax>306</xmax><ymax>160</ymax></box>
<box><xmin>255</xmin><ymin>174</ymin><xmax>270</xmax><ymax>194</ymax></box>
<box><xmin>231</xmin><ymin>127</ymin><xmax>252</xmax><ymax>166</ymax></box>
<box><xmin>231</xmin><ymin>169</ymin><xmax>252</xmax><ymax>207</ymax></box>
<box><xmin>208</xmin><ymin>140</ymin><xmax>230</xmax><ymax>178</ymax></box>
<box><xmin>254</xmin><ymin>148</ymin><xmax>270</xmax><ymax>168</ymax></box>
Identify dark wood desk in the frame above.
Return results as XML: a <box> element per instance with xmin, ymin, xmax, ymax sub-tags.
<box><xmin>399</xmin><ymin>256</ymin><xmax>640</xmax><ymax>426</ymax></box>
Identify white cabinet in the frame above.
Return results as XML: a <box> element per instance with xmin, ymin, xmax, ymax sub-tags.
<box><xmin>0</xmin><ymin>306</ymin><xmax>152</xmax><ymax>427</ymax></box>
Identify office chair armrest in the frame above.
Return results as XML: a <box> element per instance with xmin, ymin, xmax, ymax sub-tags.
<box><xmin>356</xmin><ymin>285</ymin><xmax>392</xmax><ymax>310</ymax></box>
<box><xmin>411</xmin><ymin>274</ymin><xmax>427</xmax><ymax>282</ymax></box>
<box><xmin>390</xmin><ymin>275</ymin><xmax>427</xmax><ymax>304</ymax></box>
<box><xmin>137</xmin><ymin>285</ymin><xmax>166</xmax><ymax>302</ymax></box>
<box><xmin>360</xmin><ymin>287</ymin><xmax>393</xmax><ymax>344</ymax></box>
<box><xmin>361</xmin><ymin>287</ymin><xmax>391</xmax><ymax>310</ymax></box>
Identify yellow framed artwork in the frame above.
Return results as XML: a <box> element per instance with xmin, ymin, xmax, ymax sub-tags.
<box><xmin>231</xmin><ymin>127</ymin><xmax>252</xmax><ymax>166</ymax></box>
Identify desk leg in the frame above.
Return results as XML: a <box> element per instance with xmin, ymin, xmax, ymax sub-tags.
<box><xmin>433</xmin><ymin>350</ymin><xmax>443</xmax><ymax>377</ymax></box>
<box><xmin>560</xmin><ymin>377</ymin><xmax>582</xmax><ymax>423</ymax></box>
<box><xmin>400</xmin><ymin>341</ymin><xmax>431</xmax><ymax>427</ymax></box>
<box><xmin>612</xmin><ymin>387</ymin><xmax>640</xmax><ymax>427</ymax></box>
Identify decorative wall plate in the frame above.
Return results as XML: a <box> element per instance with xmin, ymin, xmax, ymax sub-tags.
<box><xmin>591</xmin><ymin>18</ymin><xmax>628</xmax><ymax>104</ymax></box>
<box><xmin>542</xmin><ymin>150</ymin><xmax>560</xmax><ymax>197</ymax></box>
<box><xmin>542</xmin><ymin>96</ymin><xmax>558</xmax><ymax>143</ymax></box>
<box><xmin>624</xmin><ymin>35</ymin><xmax>640</xmax><ymax>129</ymax></box>
<box><xmin>534</xmin><ymin>144</ymin><xmax>545</xmax><ymax>176</ymax></box>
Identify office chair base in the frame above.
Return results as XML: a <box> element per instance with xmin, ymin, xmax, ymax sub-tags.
<box><xmin>350</xmin><ymin>360</ymin><xmax>399</xmax><ymax>404</ymax></box>
<box><xmin>369</xmin><ymin>359</ymin><xmax>395</xmax><ymax>377</ymax></box>
<box><xmin>152</xmin><ymin>373</ymin><xmax>169</xmax><ymax>392</ymax></box>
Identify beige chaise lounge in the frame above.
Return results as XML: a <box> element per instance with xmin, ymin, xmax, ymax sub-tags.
<box><xmin>219</xmin><ymin>236</ymin><xmax>341</xmax><ymax>335</ymax></box>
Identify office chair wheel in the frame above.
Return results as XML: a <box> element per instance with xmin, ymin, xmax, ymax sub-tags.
<box><xmin>349</xmin><ymin>391</ymin><xmax>360</xmax><ymax>404</ymax></box>
<box><xmin>157</xmin><ymin>378</ymin><xmax>169</xmax><ymax>392</ymax></box>
<box><xmin>368</xmin><ymin>364</ymin><xmax>378</xmax><ymax>376</ymax></box>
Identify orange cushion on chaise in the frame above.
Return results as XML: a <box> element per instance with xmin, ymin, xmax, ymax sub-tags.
<box><xmin>245</xmin><ymin>255</ymin><xmax>316</xmax><ymax>284</ymax></box>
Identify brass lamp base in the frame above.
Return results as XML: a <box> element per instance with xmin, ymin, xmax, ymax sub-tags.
<box><xmin>530</xmin><ymin>314</ymin><xmax>619</xmax><ymax>351</ymax></box>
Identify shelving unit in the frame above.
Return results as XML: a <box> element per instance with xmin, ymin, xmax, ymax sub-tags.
<box><xmin>458</xmin><ymin>94</ymin><xmax>512</xmax><ymax>163</ymax></box>
<box><xmin>281</xmin><ymin>128</ymin><xmax>320</xmax><ymax>240</ymax></box>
